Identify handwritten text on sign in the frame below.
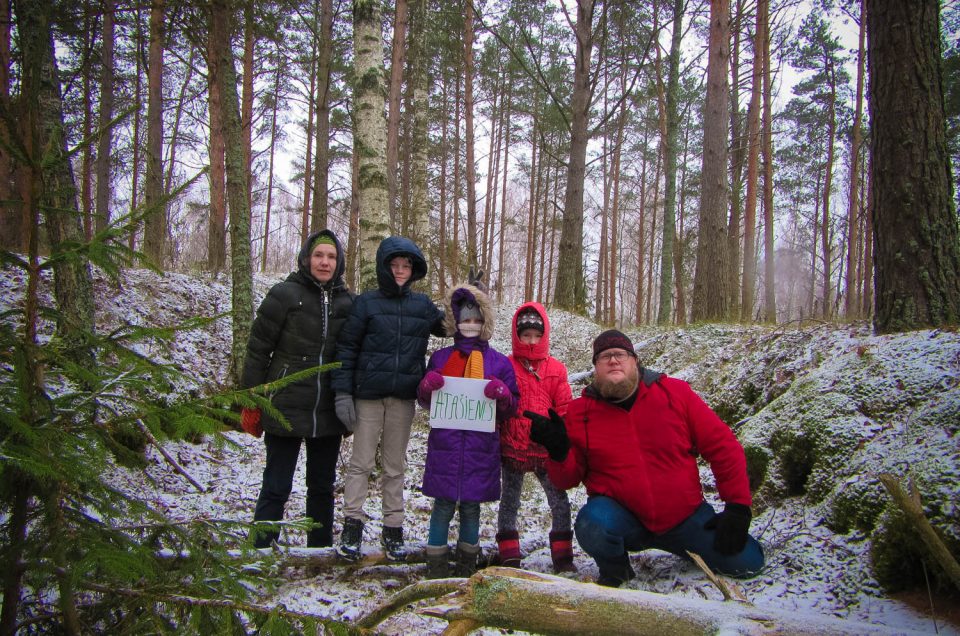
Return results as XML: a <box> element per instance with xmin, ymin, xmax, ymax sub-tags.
<box><xmin>428</xmin><ymin>376</ymin><xmax>495</xmax><ymax>432</ymax></box>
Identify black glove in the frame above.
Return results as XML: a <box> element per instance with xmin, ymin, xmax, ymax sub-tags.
<box><xmin>525</xmin><ymin>408</ymin><xmax>569</xmax><ymax>462</ymax></box>
<box><xmin>704</xmin><ymin>503</ymin><xmax>752</xmax><ymax>555</ymax></box>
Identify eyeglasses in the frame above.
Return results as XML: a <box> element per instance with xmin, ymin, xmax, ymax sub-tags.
<box><xmin>597</xmin><ymin>350</ymin><xmax>631</xmax><ymax>364</ymax></box>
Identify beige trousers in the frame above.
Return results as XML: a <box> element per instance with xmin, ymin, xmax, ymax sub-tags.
<box><xmin>341</xmin><ymin>397</ymin><xmax>416</xmax><ymax>528</ymax></box>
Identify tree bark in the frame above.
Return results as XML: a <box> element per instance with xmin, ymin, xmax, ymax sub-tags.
<box><xmin>844</xmin><ymin>1</ymin><xmax>865</xmax><ymax>319</ymax></box>
<box><xmin>463</xmin><ymin>1</ymin><xmax>478</xmax><ymax>269</ymax></box>
<box><xmin>211</xmin><ymin>0</ymin><xmax>253</xmax><ymax>384</ymax></box>
<box><xmin>385</xmin><ymin>0</ymin><xmax>407</xmax><ymax>228</ymax></box>
<box><xmin>0</xmin><ymin>0</ymin><xmax>15</xmax><ymax>251</ymax></box>
<box><xmin>353</xmin><ymin>0</ymin><xmax>390</xmax><ymax>290</ymax></box>
<box><xmin>740</xmin><ymin>0</ymin><xmax>764</xmax><ymax>322</ymax></box>
<box><xmin>364</xmin><ymin>567</ymin><xmax>920</xmax><ymax>635</ymax></box>
<box><xmin>207</xmin><ymin>23</ymin><xmax>227</xmax><ymax>273</ymax></box>
<box><xmin>142</xmin><ymin>0</ymin><xmax>166</xmax><ymax>267</ymax></box>
<box><xmin>554</xmin><ymin>0</ymin><xmax>595</xmax><ymax>312</ymax></box>
<box><xmin>760</xmin><ymin>0</ymin><xmax>776</xmax><ymax>323</ymax></box>
<box><xmin>691</xmin><ymin>0</ymin><xmax>731</xmax><ymax>322</ymax></box>
<box><xmin>311</xmin><ymin>0</ymin><xmax>334</xmax><ymax>233</ymax></box>
<box><xmin>407</xmin><ymin>0</ymin><xmax>429</xmax><ymax>248</ymax></box>
<box><xmin>94</xmin><ymin>0</ymin><xmax>115</xmax><ymax>235</ymax></box>
<box><xmin>262</xmin><ymin>45</ymin><xmax>282</xmax><ymax>271</ymax></box>
<box><xmin>241</xmin><ymin>1</ymin><xmax>255</xmax><ymax>221</ymax></box>
<box><xmin>657</xmin><ymin>0</ymin><xmax>683</xmax><ymax>325</ymax></box>
<box><xmin>868</xmin><ymin>0</ymin><xmax>960</xmax><ymax>332</ymax></box>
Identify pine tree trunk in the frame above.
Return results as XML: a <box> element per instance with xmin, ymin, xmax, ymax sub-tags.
<box><xmin>262</xmin><ymin>46</ymin><xmax>282</xmax><ymax>272</ymax></box>
<box><xmin>658</xmin><ymin>0</ymin><xmax>683</xmax><ymax>325</ymax></box>
<box><xmin>634</xmin><ymin>131</ymin><xmax>648</xmax><ymax>323</ymax></box>
<box><xmin>241</xmin><ymin>1</ymin><xmax>255</xmax><ymax>220</ymax></box>
<box><xmin>311</xmin><ymin>0</ymin><xmax>334</xmax><ymax>233</ymax></box>
<box><xmin>692</xmin><ymin>0</ymin><xmax>731</xmax><ymax>322</ymax></box>
<box><xmin>760</xmin><ymin>0</ymin><xmax>776</xmax><ymax>323</ymax></box>
<box><xmin>463</xmin><ymin>1</ymin><xmax>478</xmax><ymax>269</ymax></box>
<box><xmin>353</xmin><ymin>0</ymin><xmax>390</xmax><ymax>289</ymax></box>
<box><xmin>868</xmin><ymin>0</ymin><xmax>960</xmax><ymax>332</ymax></box>
<box><xmin>438</xmin><ymin>74</ymin><xmax>449</xmax><ymax>296</ymax></box>
<box><xmin>207</xmin><ymin>26</ymin><xmax>227</xmax><ymax>273</ymax></box>
<box><xmin>844</xmin><ymin>2</ymin><xmax>865</xmax><ymax>319</ymax></box>
<box><xmin>0</xmin><ymin>0</ymin><xmax>15</xmax><ymax>251</ymax></box>
<box><xmin>142</xmin><ymin>0</ymin><xmax>166</xmax><ymax>266</ymax></box>
<box><xmin>821</xmin><ymin>77</ymin><xmax>837</xmax><ymax>319</ymax></box>
<box><xmin>726</xmin><ymin>0</ymin><xmax>744</xmax><ymax>319</ymax></box>
<box><xmin>128</xmin><ymin>2</ymin><xmax>145</xmax><ymax>251</ymax></box>
<box><xmin>386</xmin><ymin>0</ymin><xmax>407</xmax><ymax>227</ymax></box>
<box><xmin>408</xmin><ymin>0</ymin><xmax>429</xmax><ymax>249</ymax></box>
<box><xmin>81</xmin><ymin>5</ymin><xmax>94</xmax><ymax>240</ymax></box>
<box><xmin>554</xmin><ymin>0</ymin><xmax>595</xmax><ymax>312</ymax></box>
<box><xmin>740</xmin><ymin>0</ymin><xmax>764</xmax><ymax>322</ymax></box>
<box><xmin>301</xmin><ymin>19</ymin><xmax>317</xmax><ymax>241</ymax></box>
<box><xmin>94</xmin><ymin>0</ymin><xmax>115</xmax><ymax>235</ymax></box>
<box><xmin>211</xmin><ymin>0</ymin><xmax>253</xmax><ymax>384</ymax></box>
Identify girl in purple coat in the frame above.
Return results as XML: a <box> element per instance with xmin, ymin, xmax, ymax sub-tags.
<box><xmin>416</xmin><ymin>283</ymin><xmax>519</xmax><ymax>578</ymax></box>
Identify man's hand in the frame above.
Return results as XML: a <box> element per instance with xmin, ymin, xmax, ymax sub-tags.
<box><xmin>525</xmin><ymin>408</ymin><xmax>569</xmax><ymax>462</ymax></box>
<box><xmin>704</xmin><ymin>503</ymin><xmax>752</xmax><ymax>555</ymax></box>
<box><xmin>240</xmin><ymin>407</ymin><xmax>263</xmax><ymax>438</ymax></box>
<box><xmin>335</xmin><ymin>394</ymin><xmax>357</xmax><ymax>432</ymax></box>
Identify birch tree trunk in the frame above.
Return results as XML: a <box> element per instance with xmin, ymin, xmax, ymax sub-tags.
<box><xmin>691</xmin><ymin>0</ymin><xmax>731</xmax><ymax>322</ymax></box>
<box><xmin>262</xmin><ymin>45</ymin><xmax>282</xmax><ymax>272</ymax></box>
<box><xmin>353</xmin><ymin>0</ymin><xmax>390</xmax><ymax>290</ymax></box>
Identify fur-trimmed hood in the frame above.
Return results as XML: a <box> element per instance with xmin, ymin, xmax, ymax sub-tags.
<box><xmin>441</xmin><ymin>283</ymin><xmax>496</xmax><ymax>341</ymax></box>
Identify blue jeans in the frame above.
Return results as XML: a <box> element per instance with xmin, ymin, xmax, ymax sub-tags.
<box><xmin>252</xmin><ymin>433</ymin><xmax>342</xmax><ymax>548</ymax></box>
<box><xmin>428</xmin><ymin>498</ymin><xmax>481</xmax><ymax>546</ymax></box>
<box><xmin>575</xmin><ymin>496</ymin><xmax>765</xmax><ymax>579</ymax></box>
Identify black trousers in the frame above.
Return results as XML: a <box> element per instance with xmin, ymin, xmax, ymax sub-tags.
<box><xmin>252</xmin><ymin>432</ymin><xmax>342</xmax><ymax>548</ymax></box>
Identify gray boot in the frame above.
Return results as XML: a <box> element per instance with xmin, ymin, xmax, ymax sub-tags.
<box><xmin>425</xmin><ymin>544</ymin><xmax>450</xmax><ymax>579</ymax></box>
<box><xmin>454</xmin><ymin>541</ymin><xmax>480</xmax><ymax>577</ymax></box>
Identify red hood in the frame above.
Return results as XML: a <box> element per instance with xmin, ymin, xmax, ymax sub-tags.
<box><xmin>511</xmin><ymin>301</ymin><xmax>550</xmax><ymax>361</ymax></box>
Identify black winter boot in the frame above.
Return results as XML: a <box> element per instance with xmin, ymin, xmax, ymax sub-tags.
<box><xmin>381</xmin><ymin>526</ymin><xmax>406</xmax><ymax>561</ymax></box>
<box><xmin>454</xmin><ymin>541</ymin><xmax>480</xmax><ymax>577</ymax></box>
<box><xmin>425</xmin><ymin>545</ymin><xmax>450</xmax><ymax>579</ymax></box>
<box><xmin>337</xmin><ymin>517</ymin><xmax>363</xmax><ymax>561</ymax></box>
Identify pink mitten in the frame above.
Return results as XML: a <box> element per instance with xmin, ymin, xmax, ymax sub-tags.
<box><xmin>418</xmin><ymin>371</ymin><xmax>445</xmax><ymax>406</ymax></box>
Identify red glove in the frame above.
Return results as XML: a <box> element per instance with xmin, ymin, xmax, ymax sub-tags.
<box><xmin>240</xmin><ymin>408</ymin><xmax>263</xmax><ymax>438</ymax></box>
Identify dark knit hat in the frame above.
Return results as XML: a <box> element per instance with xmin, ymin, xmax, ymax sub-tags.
<box><xmin>516</xmin><ymin>309</ymin><xmax>544</xmax><ymax>335</ymax></box>
<box><xmin>592</xmin><ymin>329</ymin><xmax>637</xmax><ymax>363</ymax></box>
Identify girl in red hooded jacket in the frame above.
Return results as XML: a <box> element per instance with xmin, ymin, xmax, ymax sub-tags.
<box><xmin>496</xmin><ymin>303</ymin><xmax>576</xmax><ymax>572</ymax></box>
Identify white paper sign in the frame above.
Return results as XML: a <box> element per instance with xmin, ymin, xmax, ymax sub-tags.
<box><xmin>428</xmin><ymin>376</ymin><xmax>496</xmax><ymax>432</ymax></box>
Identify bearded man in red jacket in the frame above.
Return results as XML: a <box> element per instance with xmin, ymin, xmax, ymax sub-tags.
<box><xmin>528</xmin><ymin>330</ymin><xmax>764</xmax><ymax>587</ymax></box>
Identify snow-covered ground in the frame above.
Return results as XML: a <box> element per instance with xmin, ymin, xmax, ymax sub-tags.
<box><xmin>4</xmin><ymin>264</ymin><xmax>958</xmax><ymax>635</ymax></box>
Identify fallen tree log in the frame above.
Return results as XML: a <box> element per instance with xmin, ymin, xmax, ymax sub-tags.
<box><xmin>878</xmin><ymin>473</ymin><xmax>960</xmax><ymax>593</ymax></box>
<box><xmin>360</xmin><ymin>567</ymin><xmax>929</xmax><ymax>635</ymax></box>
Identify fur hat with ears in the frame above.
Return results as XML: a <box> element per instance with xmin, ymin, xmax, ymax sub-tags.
<box><xmin>441</xmin><ymin>283</ymin><xmax>495</xmax><ymax>341</ymax></box>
